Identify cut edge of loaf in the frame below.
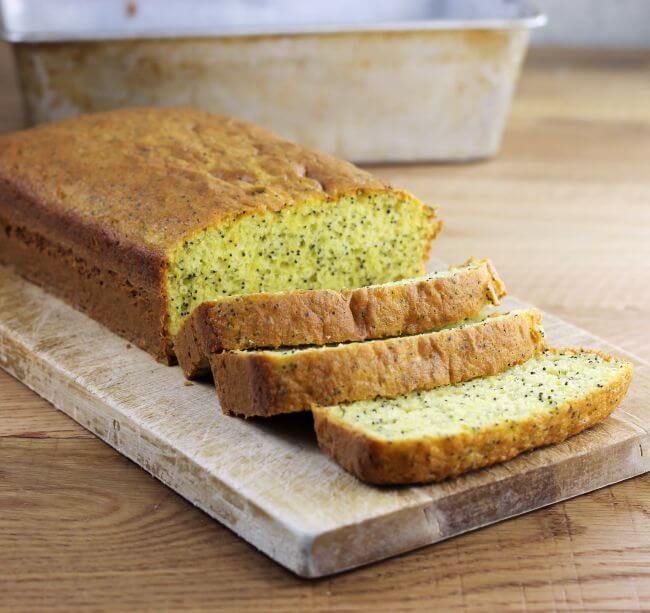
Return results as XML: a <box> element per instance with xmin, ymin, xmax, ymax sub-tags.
<box><xmin>312</xmin><ymin>348</ymin><xmax>633</xmax><ymax>484</ymax></box>
<box><xmin>211</xmin><ymin>308</ymin><xmax>545</xmax><ymax>418</ymax></box>
<box><xmin>174</xmin><ymin>257</ymin><xmax>505</xmax><ymax>379</ymax></box>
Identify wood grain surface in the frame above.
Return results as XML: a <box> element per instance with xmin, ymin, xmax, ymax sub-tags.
<box><xmin>1</xmin><ymin>45</ymin><xmax>649</xmax><ymax>610</ymax></box>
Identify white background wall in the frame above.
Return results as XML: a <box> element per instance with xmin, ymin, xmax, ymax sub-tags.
<box><xmin>532</xmin><ymin>0</ymin><xmax>650</xmax><ymax>48</ymax></box>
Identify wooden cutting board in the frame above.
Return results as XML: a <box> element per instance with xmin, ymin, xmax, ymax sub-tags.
<box><xmin>0</xmin><ymin>263</ymin><xmax>648</xmax><ymax>578</ymax></box>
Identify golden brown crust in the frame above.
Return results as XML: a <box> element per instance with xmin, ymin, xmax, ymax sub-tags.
<box><xmin>174</xmin><ymin>258</ymin><xmax>507</xmax><ymax>379</ymax></box>
<box><xmin>312</xmin><ymin>349</ymin><xmax>633</xmax><ymax>484</ymax></box>
<box><xmin>211</xmin><ymin>310</ymin><xmax>545</xmax><ymax>417</ymax></box>
<box><xmin>0</xmin><ymin>107</ymin><xmax>414</xmax><ymax>250</ymax></box>
<box><xmin>0</xmin><ymin>107</ymin><xmax>438</xmax><ymax>362</ymax></box>
<box><xmin>0</xmin><ymin>216</ymin><xmax>172</xmax><ymax>361</ymax></box>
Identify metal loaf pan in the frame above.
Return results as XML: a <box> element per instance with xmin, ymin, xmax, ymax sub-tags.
<box><xmin>1</xmin><ymin>0</ymin><xmax>545</xmax><ymax>163</ymax></box>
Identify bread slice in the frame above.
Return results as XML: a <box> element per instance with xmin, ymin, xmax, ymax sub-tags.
<box><xmin>175</xmin><ymin>258</ymin><xmax>506</xmax><ymax>378</ymax></box>
<box><xmin>0</xmin><ymin>108</ymin><xmax>440</xmax><ymax>363</ymax></box>
<box><xmin>211</xmin><ymin>309</ymin><xmax>545</xmax><ymax>417</ymax></box>
<box><xmin>313</xmin><ymin>349</ymin><xmax>633</xmax><ymax>484</ymax></box>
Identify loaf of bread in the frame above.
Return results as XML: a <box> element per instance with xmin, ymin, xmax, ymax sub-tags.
<box><xmin>174</xmin><ymin>258</ymin><xmax>506</xmax><ymax>378</ymax></box>
<box><xmin>212</xmin><ymin>309</ymin><xmax>545</xmax><ymax>417</ymax></box>
<box><xmin>313</xmin><ymin>349</ymin><xmax>632</xmax><ymax>484</ymax></box>
<box><xmin>0</xmin><ymin>108</ymin><xmax>440</xmax><ymax>363</ymax></box>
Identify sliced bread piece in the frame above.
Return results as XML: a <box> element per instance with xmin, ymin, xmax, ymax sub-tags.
<box><xmin>175</xmin><ymin>258</ymin><xmax>506</xmax><ymax>378</ymax></box>
<box><xmin>313</xmin><ymin>349</ymin><xmax>633</xmax><ymax>484</ymax></box>
<box><xmin>211</xmin><ymin>309</ymin><xmax>545</xmax><ymax>417</ymax></box>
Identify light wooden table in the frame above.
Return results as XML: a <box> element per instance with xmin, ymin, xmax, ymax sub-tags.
<box><xmin>1</xmin><ymin>45</ymin><xmax>649</xmax><ymax>611</ymax></box>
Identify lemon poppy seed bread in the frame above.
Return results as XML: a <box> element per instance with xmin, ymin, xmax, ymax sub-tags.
<box><xmin>313</xmin><ymin>349</ymin><xmax>632</xmax><ymax>484</ymax></box>
<box><xmin>0</xmin><ymin>107</ymin><xmax>440</xmax><ymax>362</ymax></box>
<box><xmin>174</xmin><ymin>258</ymin><xmax>506</xmax><ymax>378</ymax></box>
<box><xmin>212</xmin><ymin>309</ymin><xmax>545</xmax><ymax>417</ymax></box>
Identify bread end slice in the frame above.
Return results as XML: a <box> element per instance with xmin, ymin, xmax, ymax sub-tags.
<box><xmin>313</xmin><ymin>349</ymin><xmax>633</xmax><ymax>484</ymax></box>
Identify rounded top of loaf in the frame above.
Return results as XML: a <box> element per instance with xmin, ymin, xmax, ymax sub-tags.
<box><xmin>0</xmin><ymin>107</ymin><xmax>418</xmax><ymax>253</ymax></box>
